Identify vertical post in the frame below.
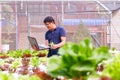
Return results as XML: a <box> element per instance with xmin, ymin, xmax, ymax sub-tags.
<box><xmin>62</xmin><ymin>0</ymin><xmax>64</xmax><ymax>20</ymax></box>
<box><xmin>0</xmin><ymin>4</ymin><xmax>1</xmax><ymax>52</ymax></box>
<box><xmin>28</xmin><ymin>13</ymin><xmax>31</xmax><ymax>49</ymax></box>
<box><xmin>26</xmin><ymin>2</ymin><xmax>31</xmax><ymax>49</ymax></box>
<box><xmin>109</xmin><ymin>13</ymin><xmax>112</xmax><ymax>49</ymax></box>
<box><xmin>15</xmin><ymin>1</ymin><xmax>18</xmax><ymax>50</ymax></box>
<box><xmin>103</xmin><ymin>24</ymin><xmax>107</xmax><ymax>46</ymax></box>
<box><xmin>28</xmin><ymin>13</ymin><xmax>31</xmax><ymax>36</ymax></box>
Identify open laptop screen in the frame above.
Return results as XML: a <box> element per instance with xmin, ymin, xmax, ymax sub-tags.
<box><xmin>28</xmin><ymin>36</ymin><xmax>39</xmax><ymax>50</ymax></box>
<box><xmin>28</xmin><ymin>36</ymin><xmax>50</xmax><ymax>50</ymax></box>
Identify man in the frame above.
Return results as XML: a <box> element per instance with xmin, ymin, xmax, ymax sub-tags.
<box><xmin>44</xmin><ymin>16</ymin><xmax>66</xmax><ymax>57</ymax></box>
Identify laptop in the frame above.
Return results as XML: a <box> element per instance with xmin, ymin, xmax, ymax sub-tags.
<box><xmin>27</xmin><ymin>36</ymin><xmax>50</xmax><ymax>50</ymax></box>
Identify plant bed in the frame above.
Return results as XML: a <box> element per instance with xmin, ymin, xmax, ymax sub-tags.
<box><xmin>21</xmin><ymin>54</ymin><xmax>32</xmax><ymax>58</ymax></box>
<box><xmin>0</xmin><ymin>54</ymin><xmax>9</xmax><ymax>59</ymax></box>
<box><xmin>36</xmin><ymin>53</ymin><xmax>46</xmax><ymax>57</ymax></box>
<box><xmin>1</xmin><ymin>49</ymin><xmax>48</xmax><ymax>58</ymax></box>
<box><xmin>0</xmin><ymin>56</ymin><xmax>56</xmax><ymax>80</ymax></box>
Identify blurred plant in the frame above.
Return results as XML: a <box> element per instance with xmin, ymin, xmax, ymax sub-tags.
<box><xmin>18</xmin><ymin>75</ymin><xmax>41</xmax><ymax>80</ymax></box>
<box><xmin>0</xmin><ymin>72</ymin><xmax>41</xmax><ymax>80</ymax></box>
<box><xmin>30</xmin><ymin>57</ymin><xmax>41</xmax><ymax>67</ymax></box>
<box><xmin>6</xmin><ymin>49</ymin><xmax>48</xmax><ymax>58</ymax></box>
<box><xmin>101</xmin><ymin>53</ymin><xmax>120</xmax><ymax>80</ymax></box>
<box><xmin>10</xmin><ymin>58</ymin><xmax>21</xmax><ymax>69</ymax></box>
<box><xmin>72</xmin><ymin>22</ymin><xmax>94</xmax><ymax>45</ymax></box>
<box><xmin>47</xmin><ymin>39</ymin><xmax>112</xmax><ymax>80</ymax></box>
<box><xmin>7</xmin><ymin>49</ymin><xmax>24</xmax><ymax>58</ymax></box>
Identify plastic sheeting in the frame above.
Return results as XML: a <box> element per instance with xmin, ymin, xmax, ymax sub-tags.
<box><xmin>62</xmin><ymin>19</ymin><xmax>109</xmax><ymax>26</ymax></box>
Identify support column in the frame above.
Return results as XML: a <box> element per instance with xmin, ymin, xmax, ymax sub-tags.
<box><xmin>0</xmin><ymin>4</ymin><xmax>1</xmax><ymax>52</ymax></box>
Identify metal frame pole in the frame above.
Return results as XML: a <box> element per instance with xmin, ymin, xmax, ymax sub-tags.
<box><xmin>0</xmin><ymin>4</ymin><xmax>1</xmax><ymax>52</ymax></box>
<box><xmin>62</xmin><ymin>0</ymin><xmax>64</xmax><ymax>21</ymax></box>
<box><xmin>95</xmin><ymin>0</ymin><xmax>112</xmax><ymax>48</ymax></box>
<box><xmin>15</xmin><ymin>1</ymin><xmax>18</xmax><ymax>50</ymax></box>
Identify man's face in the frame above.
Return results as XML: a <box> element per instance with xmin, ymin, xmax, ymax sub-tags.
<box><xmin>45</xmin><ymin>22</ymin><xmax>54</xmax><ymax>30</ymax></box>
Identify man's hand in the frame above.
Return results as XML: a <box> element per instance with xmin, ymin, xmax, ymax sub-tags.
<box><xmin>50</xmin><ymin>36</ymin><xmax>66</xmax><ymax>50</ymax></box>
<box><xmin>51</xmin><ymin>44</ymin><xmax>59</xmax><ymax>49</ymax></box>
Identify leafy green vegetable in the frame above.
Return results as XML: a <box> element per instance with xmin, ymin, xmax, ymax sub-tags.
<box><xmin>10</xmin><ymin>58</ymin><xmax>22</xmax><ymax>69</ymax></box>
<box><xmin>23</xmin><ymin>49</ymin><xmax>32</xmax><ymax>54</ymax></box>
<box><xmin>47</xmin><ymin>39</ymin><xmax>112</xmax><ymax>79</ymax></box>
<box><xmin>30</xmin><ymin>57</ymin><xmax>41</xmax><ymax>67</ymax></box>
<box><xmin>30</xmin><ymin>57</ymin><xmax>47</xmax><ymax>67</ymax></box>
<box><xmin>5</xmin><ymin>49</ymin><xmax>48</xmax><ymax>58</ymax></box>
<box><xmin>29</xmin><ymin>75</ymin><xmax>41</xmax><ymax>80</ymax></box>
<box><xmin>0</xmin><ymin>60</ymin><xmax>6</xmax><ymax>66</ymax></box>
<box><xmin>0</xmin><ymin>73</ymin><xmax>8</xmax><ymax>80</ymax></box>
<box><xmin>18</xmin><ymin>75</ymin><xmax>40</xmax><ymax>80</ymax></box>
<box><xmin>7</xmin><ymin>50</ymin><xmax>24</xmax><ymax>58</ymax></box>
<box><xmin>0</xmin><ymin>72</ymin><xmax>41</xmax><ymax>80</ymax></box>
<box><xmin>39</xmin><ymin>57</ymin><xmax>48</xmax><ymax>62</ymax></box>
<box><xmin>50</xmin><ymin>42</ymin><xmax>54</xmax><ymax>46</ymax></box>
<box><xmin>101</xmin><ymin>53</ymin><xmax>120</xmax><ymax>80</ymax></box>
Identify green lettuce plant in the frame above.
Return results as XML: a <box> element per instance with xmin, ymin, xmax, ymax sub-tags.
<box><xmin>101</xmin><ymin>53</ymin><xmax>120</xmax><ymax>80</ymax></box>
<box><xmin>0</xmin><ymin>72</ymin><xmax>41</xmax><ymax>80</ymax></box>
<box><xmin>47</xmin><ymin>39</ymin><xmax>112</xmax><ymax>80</ymax></box>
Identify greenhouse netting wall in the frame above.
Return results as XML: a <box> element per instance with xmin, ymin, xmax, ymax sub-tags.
<box><xmin>0</xmin><ymin>1</ymin><xmax>120</xmax><ymax>50</ymax></box>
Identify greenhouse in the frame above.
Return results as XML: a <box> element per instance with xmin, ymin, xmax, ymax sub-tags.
<box><xmin>0</xmin><ymin>0</ymin><xmax>120</xmax><ymax>80</ymax></box>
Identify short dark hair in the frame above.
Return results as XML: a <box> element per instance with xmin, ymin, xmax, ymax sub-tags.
<box><xmin>43</xmin><ymin>16</ymin><xmax>55</xmax><ymax>24</ymax></box>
